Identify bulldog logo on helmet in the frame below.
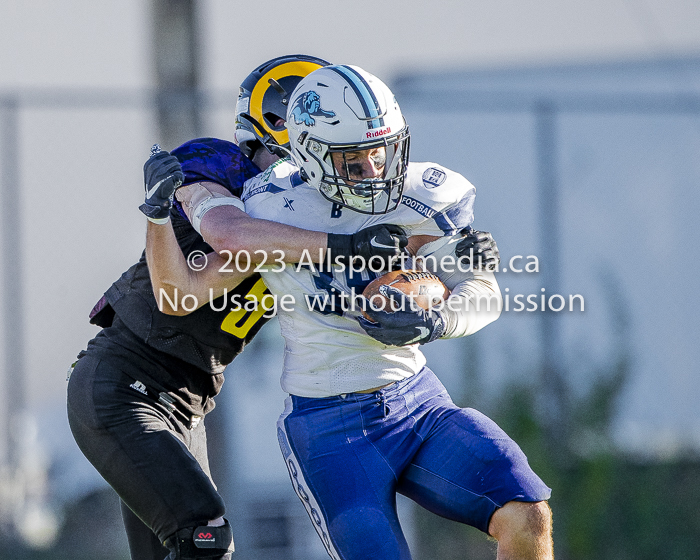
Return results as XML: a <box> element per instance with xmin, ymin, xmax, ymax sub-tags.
<box><xmin>290</xmin><ymin>91</ymin><xmax>336</xmax><ymax>126</ymax></box>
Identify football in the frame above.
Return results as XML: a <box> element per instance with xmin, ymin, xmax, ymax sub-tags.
<box><xmin>361</xmin><ymin>269</ymin><xmax>449</xmax><ymax>319</ymax></box>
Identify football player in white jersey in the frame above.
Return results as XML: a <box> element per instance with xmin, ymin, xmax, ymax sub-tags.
<box><xmin>152</xmin><ymin>64</ymin><xmax>552</xmax><ymax>560</ymax></box>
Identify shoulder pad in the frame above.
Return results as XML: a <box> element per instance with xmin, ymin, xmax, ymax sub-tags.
<box><xmin>172</xmin><ymin>137</ymin><xmax>260</xmax><ymax>197</ymax></box>
<box><xmin>401</xmin><ymin>162</ymin><xmax>476</xmax><ymax>235</ymax></box>
<box><xmin>405</xmin><ymin>162</ymin><xmax>475</xmax><ymax>205</ymax></box>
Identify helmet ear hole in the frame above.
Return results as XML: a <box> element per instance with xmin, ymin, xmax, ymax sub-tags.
<box><xmin>263</xmin><ymin>111</ymin><xmax>285</xmax><ymax>130</ymax></box>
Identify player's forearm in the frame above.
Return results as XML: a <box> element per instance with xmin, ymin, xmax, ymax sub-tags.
<box><xmin>146</xmin><ymin>221</ymin><xmax>199</xmax><ymax>314</ymax></box>
<box><xmin>176</xmin><ymin>182</ymin><xmax>328</xmax><ymax>263</ymax></box>
<box><xmin>199</xmin><ymin>206</ymin><xmax>328</xmax><ymax>262</ymax></box>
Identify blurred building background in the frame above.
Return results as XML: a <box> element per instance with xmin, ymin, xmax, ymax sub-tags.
<box><xmin>0</xmin><ymin>1</ymin><xmax>699</xmax><ymax>559</ymax></box>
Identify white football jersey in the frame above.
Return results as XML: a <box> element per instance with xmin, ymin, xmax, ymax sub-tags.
<box><xmin>242</xmin><ymin>158</ymin><xmax>476</xmax><ymax>397</ymax></box>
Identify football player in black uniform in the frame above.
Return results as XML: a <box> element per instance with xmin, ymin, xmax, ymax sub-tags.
<box><xmin>66</xmin><ymin>55</ymin><xmax>410</xmax><ymax>560</ymax></box>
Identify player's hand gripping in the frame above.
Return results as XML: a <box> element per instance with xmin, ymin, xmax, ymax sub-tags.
<box><xmin>455</xmin><ymin>229</ymin><xmax>500</xmax><ymax>271</ymax></box>
<box><xmin>139</xmin><ymin>144</ymin><xmax>185</xmax><ymax>224</ymax></box>
<box><xmin>327</xmin><ymin>224</ymin><xmax>408</xmax><ymax>266</ymax></box>
<box><xmin>358</xmin><ymin>286</ymin><xmax>446</xmax><ymax>346</ymax></box>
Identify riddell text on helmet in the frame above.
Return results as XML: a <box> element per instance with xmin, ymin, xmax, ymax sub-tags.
<box><xmin>365</xmin><ymin>126</ymin><xmax>391</xmax><ymax>139</ymax></box>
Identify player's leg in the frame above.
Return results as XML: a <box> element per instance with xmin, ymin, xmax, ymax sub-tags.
<box><xmin>120</xmin><ymin>493</ymin><xmax>232</xmax><ymax>560</ymax></box>
<box><xmin>67</xmin><ymin>352</ymin><xmax>234</xmax><ymax>559</ymax></box>
<box><xmin>277</xmin><ymin>394</ymin><xmax>412</xmax><ymax>560</ymax></box>
<box><xmin>120</xmin><ymin>500</ymin><xmax>170</xmax><ymax>560</ymax></box>
<box><xmin>488</xmin><ymin>500</ymin><xmax>553</xmax><ymax>560</ymax></box>
<box><xmin>395</xmin><ymin>368</ymin><xmax>552</xmax><ymax>559</ymax></box>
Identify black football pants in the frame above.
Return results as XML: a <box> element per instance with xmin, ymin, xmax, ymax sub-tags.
<box><xmin>67</xmin><ymin>351</ymin><xmax>225</xmax><ymax>560</ymax></box>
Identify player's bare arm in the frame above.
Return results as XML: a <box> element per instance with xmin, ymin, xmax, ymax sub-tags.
<box><xmin>175</xmin><ymin>180</ymin><xmax>407</xmax><ymax>268</ymax></box>
<box><xmin>176</xmin><ymin>181</ymin><xmax>328</xmax><ymax>262</ymax></box>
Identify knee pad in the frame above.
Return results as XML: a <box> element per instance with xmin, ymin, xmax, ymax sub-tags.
<box><xmin>163</xmin><ymin>519</ymin><xmax>234</xmax><ymax>560</ymax></box>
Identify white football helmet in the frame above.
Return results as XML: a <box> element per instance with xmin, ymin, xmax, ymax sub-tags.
<box><xmin>286</xmin><ymin>65</ymin><xmax>410</xmax><ymax>214</ymax></box>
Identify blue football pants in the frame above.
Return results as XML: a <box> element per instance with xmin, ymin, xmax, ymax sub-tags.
<box><xmin>277</xmin><ymin>367</ymin><xmax>551</xmax><ymax>560</ymax></box>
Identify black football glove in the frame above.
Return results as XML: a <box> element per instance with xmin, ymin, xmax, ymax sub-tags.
<box><xmin>455</xmin><ymin>229</ymin><xmax>500</xmax><ymax>271</ymax></box>
<box><xmin>327</xmin><ymin>224</ymin><xmax>408</xmax><ymax>267</ymax></box>
<box><xmin>357</xmin><ymin>286</ymin><xmax>446</xmax><ymax>346</ymax></box>
<box><xmin>139</xmin><ymin>144</ymin><xmax>185</xmax><ymax>224</ymax></box>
